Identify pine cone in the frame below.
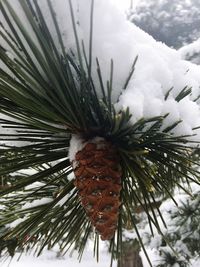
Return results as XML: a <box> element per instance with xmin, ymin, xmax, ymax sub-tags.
<box><xmin>73</xmin><ymin>138</ymin><xmax>122</xmax><ymax>240</ymax></box>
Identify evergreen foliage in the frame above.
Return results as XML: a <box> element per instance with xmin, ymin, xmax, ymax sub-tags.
<box><xmin>0</xmin><ymin>1</ymin><xmax>200</xmax><ymax>266</ymax></box>
<box><xmin>138</xmin><ymin>184</ymin><xmax>200</xmax><ymax>266</ymax></box>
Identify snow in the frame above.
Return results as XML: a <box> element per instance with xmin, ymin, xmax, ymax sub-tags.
<box><xmin>2</xmin><ymin>243</ymin><xmax>117</xmax><ymax>267</ymax></box>
<box><xmin>191</xmin><ymin>258</ymin><xmax>200</xmax><ymax>267</ymax></box>
<box><xmin>4</xmin><ymin>245</ymin><xmax>198</xmax><ymax>267</ymax></box>
<box><xmin>21</xmin><ymin>198</ymin><xmax>52</xmax><ymax>210</ymax></box>
<box><xmin>179</xmin><ymin>38</ymin><xmax>200</xmax><ymax>59</ymax></box>
<box><xmin>1</xmin><ymin>0</ymin><xmax>200</xmax><ymax>142</ymax></box>
<box><xmin>69</xmin><ymin>135</ymin><xmax>105</xmax><ymax>161</ymax></box>
<box><xmin>141</xmin><ymin>250</ymin><xmax>200</xmax><ymax>267</ymax></box>
<box><xmin>1</xmin><ymin>1</ymin><xmax>200</xmax><ymax>266</ymax></box>
<box><xmin>8</xmin><ymin>218</ymin><xmax>27</xmax><ymax>228</ymax></box>
<box><xmin>137</xmin><ymin>182</ymin><xmax>200</xmax><ymax>267</ymax></box>
<box><xmin>68</xmin><ymin>135</ymin><xmax>85</xmax><ymax>162</ymax></box>
<box><xmin>111</xmin><ymin>0</ymin><xmax>138</xmax><ymax>11</ymax></box>
<box><xmin>140</xmin><ymin>248</ymin><xmax>165</xmax><ymax>267</ymax></box>
<box><xmin>68</xmin><ymin>0</ymin><xmax>200</xmax><ymax>138</ymax></box>
<box><xmin>179</xmin><ymin>38</ymin><xmax>200</xmax><ymax>64</ymax></box>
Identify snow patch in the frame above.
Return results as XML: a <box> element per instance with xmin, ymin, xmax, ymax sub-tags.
<box><xmin>179</xmin><ymin>38</ymin><xmax>200</xmax><ymax>64</ymax></box>
<box><xmin>2</xmin><ymin>242</ymin><xmax>117</xmax><ymax>267</ymax></box>
<box><xmin>68</xmin><ymin>135</ymin><xmax>105</xmax><ymax>161</ymax></box>
<box><xmin>68</xmin><ymin>135</ymin><xmax>85</xmax><ymax>162</ymax></box>
<box><xmin>1</xmin><ymin>0</ymin><xmax>200</xmax><ymax>140</ymax></box>
<box><xmin>21</xmin><ymin>198</ymin><xmax>52</xmax><ymax>210</ymax></box>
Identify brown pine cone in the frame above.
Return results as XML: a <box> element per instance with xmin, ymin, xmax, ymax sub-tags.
<box><xmin>73</xmin><ymin>139</ymin><xmax>122</xmax><ymax>240</ymax></box>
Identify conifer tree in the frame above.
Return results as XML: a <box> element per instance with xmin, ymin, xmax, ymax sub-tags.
<box><xmin>0</xmin><ymin>1</ymin><xmax>200</xmax><ymax>266</ymax></box>
<box><xmin>138</xmin><ymin>184</ymin><xmax>200</xmax><ymax>266</ymax></box>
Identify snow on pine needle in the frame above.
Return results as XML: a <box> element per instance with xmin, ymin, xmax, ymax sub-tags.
<box><xmin>136</xmin><ymin>183</ymin><xmax>200</xmax><ymax>267</ymax></box>
<box><xmin>1</xmin><ymin>0</ymin><xmax>200</xmax><ymax>138</ymax></box>
<box><xmin>0</xmin><ymin>0</ymin><xmax>200</xmax><ymax>265</ymax></box>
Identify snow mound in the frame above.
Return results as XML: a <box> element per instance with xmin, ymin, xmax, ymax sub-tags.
<box><xmin>179</xmin><ymin>38</ymin><xmax>200</xmax><ymax>64</ymax></box>
<box><xmin>1</xmin><ymin>0</ymin><xmax>200</xmax><ymax>140</ymax></box>
<box><xmin>2</xmin><ymin>242</ymin><xmax>117</xmax><ymax>267</ymax></box>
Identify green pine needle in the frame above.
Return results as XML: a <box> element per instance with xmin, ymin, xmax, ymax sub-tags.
<box><xmin>0</xmin><ymin>0</ymin><xmax>200</xmax><ymax>266</ymax></box>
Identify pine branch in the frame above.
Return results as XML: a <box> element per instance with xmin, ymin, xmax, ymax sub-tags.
<box><xmin>0</xmin><ymin>0</ymin><xmax>200</xmax><ymax>265</ymax></box>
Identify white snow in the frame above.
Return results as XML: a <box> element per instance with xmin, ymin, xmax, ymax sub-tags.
<box><xmin>68</xmin><ymin>135</ymin><xmax>86</xmax><ymax>162</ymax></box>
<box><xmin>69</xmin><ymin>135</ymin><xmax>105</xmax><ymax>161</ymax></box>
<box><xmin>3</xmin><ymin>245</ymin><xmax>198</xmax><ymax>267</ymax></box>
<box><xmin>2</xmin><ymin>243</ymin><xmax>117</xmax><ymax>267</ymax></box>
<box><xmin>137</xmin><ymin>182</ymin><xmax>200</xmax><ymax>267</ymax></box>
<box><xmin>191</xmin><ymin>258</ymin><xmax>200</xmax><ymax>267</ymax></box>
<box><xmin>9</xmin><ymin>217</ymin><xmax>27</xmax><ymax>228</ymax></box>
<box><xmin>68</xmin><ymin>0</ymin><xmax>200</xmax><ymax>138</ymax></box>
<box><xmin>21</xmin><ymin>198</ymin><xmax>52</xmax><ymax>210</ymax></box>
<box><xmin>1</xmin><ymin>0</ymin><xmax>200</xmax><ymax>141</ymax></box>
<box><xmin>179</xmin><ymin>38</ymin><xmax>200</xmax><ymax>64</ymax></box>
<box><xmin>1</xmin><ymin>1</ymin><xmax>200</xmax><ymax>266</ymax></box>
